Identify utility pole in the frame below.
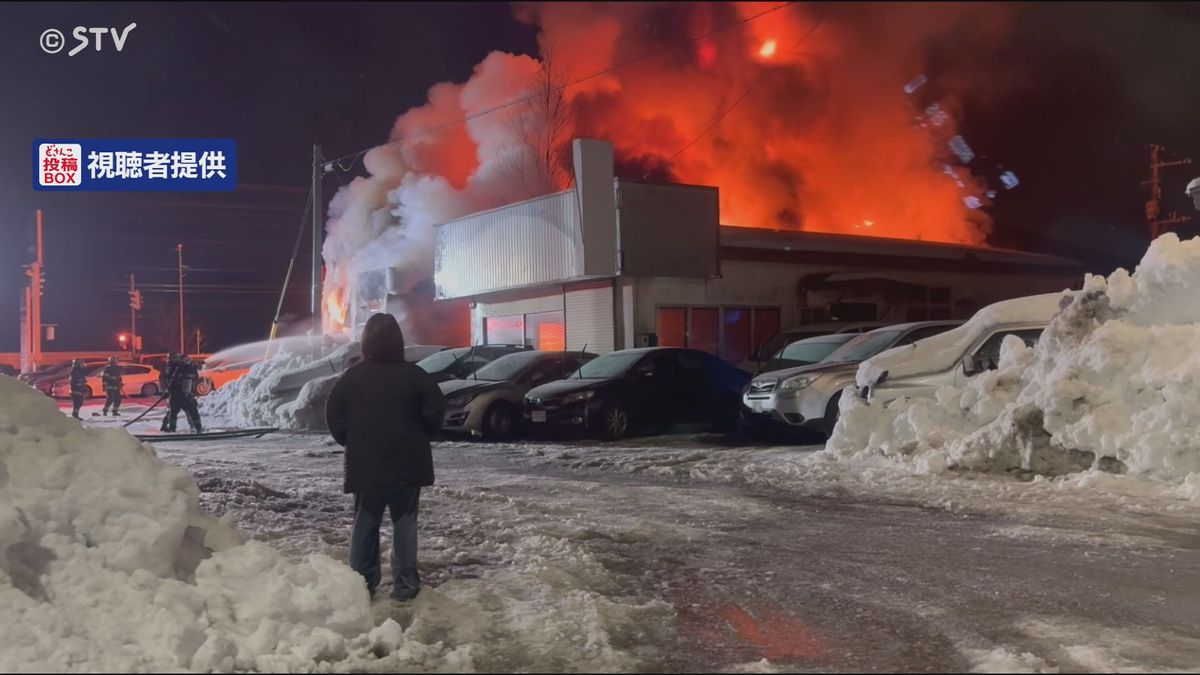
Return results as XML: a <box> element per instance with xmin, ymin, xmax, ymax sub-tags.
<box><xmin>1144</xmin><ymin>144</ymin><xmax>1192</xmax><ymax>239</ymax></box>
<box><xmin>194</xmin><ymin>327</ymin><xmax>202</xmax><ymax>355</ymax></box>
<box><xmin>128</xmin><ymin>273</ymin><xmax>142</xmax><ymax>360</ymax></box>
<box><xmin>177</xmin><ymin>243</ymin><xmax>185</xmax><ymax>355</ymax></box>
<box><xmin>311</xmin><ymin>144</ymin><xmax>323</xmax><ymax>336</ymax></box>
<box><xmin>23</xmin><ymin>210</ymin><xmax>45</xmax><ymax>371</ymax></box>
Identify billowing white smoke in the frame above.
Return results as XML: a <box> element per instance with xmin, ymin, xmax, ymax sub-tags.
<box><xmin>322</xmin><ymin>51</ymin><xmax>558</xmax><ymax>345</ymax></box>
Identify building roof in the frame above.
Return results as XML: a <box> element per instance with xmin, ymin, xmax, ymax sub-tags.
<box><xmin>719</xmin><ymin>226</ymin><xmax>1082</xmax><ymax>271</ymax></box>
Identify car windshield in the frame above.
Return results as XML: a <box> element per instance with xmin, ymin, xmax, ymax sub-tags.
<box><xmin>470</xmin><ymin>352</ymin><xmax>543</xmax><ymax>381</ymax></box>
<box><xmin>826</xmin><ymin>329</ymin><xmax>904</xmax><ymax>363</ymax></box>
<box><xmin>775</xmin><ymin>336</ymin><xmax>854</xmax><ymax>364</ymax></box>
<box><xmin>416</xmin><ymin>348</ymin><xmax>471</xmax><ymax>373</ymax></box>
<box><xmin>572</xmin><ymin>351</ymin><xmax>645</xmax><ymax>379</ymax></box>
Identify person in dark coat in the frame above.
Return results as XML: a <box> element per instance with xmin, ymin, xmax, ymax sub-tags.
<box><xmin>100</xmin><ymin>357</ymin><xmax>123</xmax><ymax>416</ymax></box>
<box><xmin>162</xmin><ymin>354</ymin><xmax>203</xmax><ymax>433</ymax></box>
<box><xmin>326</xmin><ymin>312</ymin><xmax>446</xmax><ymax>601</ymax></box>
<box><xmin>69</xmin><ymin>358</ymin><xmax>89</xmax><ymax>419</ymax></box>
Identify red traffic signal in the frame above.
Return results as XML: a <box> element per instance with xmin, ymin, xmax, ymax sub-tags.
<box><xmin>117</xmin><ymin>333</ymin><xmax>128</xmax><ymax>346</ymax></box>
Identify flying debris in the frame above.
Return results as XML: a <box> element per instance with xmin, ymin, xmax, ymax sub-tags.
<box><xmin>948</xmin><ymin>135</ymin><xmax>975</xmax><ymax>164</ymax></box>
<box><xmin>903</xmin><ymin>73</ymin><xmax>928</xmax><ymax>94</ymax></box>
<box><xmin>1000</xmin><ymin>170</ymin><xmax>1020</xmax><ymax>190</ymax></box>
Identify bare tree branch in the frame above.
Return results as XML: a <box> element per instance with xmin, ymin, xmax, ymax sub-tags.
<box><xmin>501</xmin><ymin>47</ymin><xmax>575</xmax><ymax>199</ymax></box>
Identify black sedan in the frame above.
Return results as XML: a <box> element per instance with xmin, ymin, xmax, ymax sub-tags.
<box><xmin>523</xmin><ymin>347</ymin><xmax>751</xmax><ymax>440</ymax></box>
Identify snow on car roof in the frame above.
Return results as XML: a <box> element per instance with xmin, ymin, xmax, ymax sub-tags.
<box><xmin>857</xmin><ymin>293</ymin><xmax>1066</xmax><ymax>387</ymax></box>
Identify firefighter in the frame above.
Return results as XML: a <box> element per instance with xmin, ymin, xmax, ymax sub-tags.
<box><xmin>100</xmin><ymin>356</ymin><xmax>124</xmax><ymax>416</ymax></box>
<box><xmin>159</xmin><ymin>352</ymin><xmax>180</xmax><ymax>432</ymax></box>
<box><xmin>162</xmin><ymin>353</ymin><xmax>203</xmax><ymax>433</ymax></box>
<box><xmin>69</xmin><ymin>358</ymin><xmax>89</xmax><ymax>419</ymax></box>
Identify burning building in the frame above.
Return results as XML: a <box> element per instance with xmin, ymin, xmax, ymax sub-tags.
<box><xmin>430</xmin><ymin>139</ymin><xmax>1079</xmax><ymax>364</ymax></box>
<box><xmin>320</xmin><ymin>3</ymin><xmax>1036</xmax><ymax>350</ymax></box>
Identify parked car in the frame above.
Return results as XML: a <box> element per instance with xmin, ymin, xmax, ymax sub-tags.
<box><xmin>743</xmin><ymin>321</ymin><xmax>962</xmax><ymax>437</ymax></box>
<box><xmin>750</xmin><ymin>321</ymin><xmax>890</xmax><ymax>368</ymax></box>
<box><xmin>0</xmin><ymin>364</ymin><xmax>19</xmax><ymax>378</ymax></box>
<box><xmin>197</xmin><ymin>361</ymin><xmax>254</xmax><ymax>395</ymax></box>
<box><xmin>417</xmin><ymin>345</ymin><xmax>531</xmax><ymax>383</ymax></box>
<box><xmin>860</xmin><ymin>294</ymin><xmax>1062</xmax><ymax>405</ymax></box>
<box><xmin>23</xmin><ymin>359</ymin><xmax>109</xmax><ymax>395</ymax></box>
<box><xmin>524</xmin><ymin>347</ymin><xmax>751</xmax><ymax>440</ymax></box>
<box><xmin>755</xmin><ymin>333</ymin><xmax>860</xmax><ymax>374</ymax></box>
<box><xmin>270</xmin><ymin>342</ymin><xmax>452</xmax><ymax>393</ymax></box>
<box><xmin>440</xmin><ymin>350</ymin><xmax>598</xmax><ymax>439</ymax></box>
<box><xmin>51</xmin><ymin>362</ymin><xmax>163</xmax><ymax>399</ymax></box>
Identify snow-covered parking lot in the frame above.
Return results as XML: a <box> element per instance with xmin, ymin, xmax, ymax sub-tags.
<box><xmin>0</xmin><ymin>376</ymin><xmax>1194</xmax><ymax>673</ymax></box>
<box><xmin>139</xmin><ymin>425</ymin><xmax>1200</xmax><ymax>673</ymax></box>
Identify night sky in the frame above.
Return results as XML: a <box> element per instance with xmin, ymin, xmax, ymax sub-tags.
<box><xmin>2</xmin><ymin>2</ymin><xmax>1199</xmax><ymax>353</ymax></box>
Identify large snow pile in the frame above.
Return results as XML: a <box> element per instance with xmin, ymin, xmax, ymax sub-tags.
<box><xmin>202</xmin><ymin>342</ymin><xmax>445</xmax><ymax>432</ymax></box>
<box><xmin>826</xmin><ymin>233</ymin><xmax>1200</xmax><ymax>492</ymax></box>
<box><xmin>0</xmin><ymin>374</ymin><xmax>386</xmax><ymax>671</ymax></box>
<box><xmin>201</xmin><ymin>342</ymin><xmax>357</xmax><ymax>432</ymax></box>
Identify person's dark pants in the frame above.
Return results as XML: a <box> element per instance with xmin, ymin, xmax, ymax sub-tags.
<box><xmin>161</xmin><ymin>395</ymin><xmax>179</xmax><ymax>431</ymax></box>
<box><xmin>181</xmin><ymin>395</ymin><xmax>202</xmax><ymax>432</ymax></box>
<box><xmin>349</xmin><ymin>486</ymin><xmax>421</xmax><ymax>600</ymax></box>
<box><xmin>70</xmin><ymin>392</ymin><xmax>85</xmax><ymax>418</ymax></box>
<box><xmin>103</xmin><ymin>388</ymin><xmax>121</xmax><ymax>415</ymax></box>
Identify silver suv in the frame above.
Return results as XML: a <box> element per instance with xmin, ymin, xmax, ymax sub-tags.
<box><xmin>742</xmin><ymin>321</ymin><xmax>962</xmax><ymax>437</ymax></box>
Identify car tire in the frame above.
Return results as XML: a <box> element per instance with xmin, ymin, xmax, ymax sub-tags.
<box><xmin>598</xmin><ymin>402</ymin><xmax>631</xmax><ymax>440</ymax></box>
<box><xmin>194</xmin><ymin>379</ymin><xmax>211</xmax><ymax>396</ymax></box>
<box><xmin>481</xmin><ymin>402</ymin><xmax>516</xmax><ymax>441</ymax></box>
<box><xmin>823</xmin><ymin>392</ymin><xmax>842</xmax><ymax>438</ymax></box>
<box><xmin>141</xmin><ymin>383</ymin><xmax>159</xmax><ymax>397</ymax></box>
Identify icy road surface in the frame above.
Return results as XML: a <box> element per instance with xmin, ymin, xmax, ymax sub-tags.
<box><xmin>76</xmin><ymin>399</ymin><xmax>1200</xmax><ymax>673</ymax></box>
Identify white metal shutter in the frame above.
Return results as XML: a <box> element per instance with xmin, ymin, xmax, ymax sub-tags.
<box><xmin>565</xmin><ymin>283</ymin><xmax>615</xmax><ymax>353</ymax></box>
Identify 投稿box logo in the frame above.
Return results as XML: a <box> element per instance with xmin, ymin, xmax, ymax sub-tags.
<box><xmin>39</xmin><ymin>143</ymin><xmax>82</xmax><ymax>186</ymax></box>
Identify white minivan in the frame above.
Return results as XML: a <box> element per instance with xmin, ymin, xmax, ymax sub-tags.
<box><xmin>859</xmin><ymin>293</ymin><xmax>1064</xmax><ymax>404</ymax></box>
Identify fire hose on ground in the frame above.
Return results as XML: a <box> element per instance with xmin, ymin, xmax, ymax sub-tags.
<box><xmin>122</xmin><ymin>394</ymin><xmax>169</xmax><ymax>428</ymax></box>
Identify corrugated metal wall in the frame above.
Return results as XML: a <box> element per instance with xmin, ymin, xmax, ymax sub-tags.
<box><xmin>565</xmin><ymin>283</ymin><xmax>615</xmax><ymax>353</ymax></box>
<box><xmin>435</xmin><ymin>191</ymin><xmax>585</xmax><ymax>299</ymax></box>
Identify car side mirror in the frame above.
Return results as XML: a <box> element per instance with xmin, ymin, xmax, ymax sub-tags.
<box><xmin>961</xmin><ymin>355</ymin><xmax>977</xmax><ymax>376</ymax></box>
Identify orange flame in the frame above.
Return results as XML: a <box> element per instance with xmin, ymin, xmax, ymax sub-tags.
<box><xmin>325</xmin><ymin>288</ymin><xmax>348</xmax><ymax>328</ymax></box>
<box><xmin>758</xmin><ymin>39</ymin><xmax>777</xmax><ymax>59</ymax></box>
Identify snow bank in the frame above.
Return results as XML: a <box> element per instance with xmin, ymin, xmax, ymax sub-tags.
<box><xmin>827</xmin><ymin>234</ymin><xmax>1200</xmax><ymax>490</ymax></box>
<box><xmin>201</xmin><ymin>342</ymin><xmax>356</xmax><ymax>432</ymax></box>
<box><xmin>0</xmin><ymin>375</ymin><xmax>386</xmax><ymax>672</ymax></box>
<box><xmin>203</xmin><ymin>342</ymin><xmax>446</xmax><ymax>432</ymax></box>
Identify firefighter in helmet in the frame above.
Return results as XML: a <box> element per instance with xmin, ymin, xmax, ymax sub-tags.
<box><xmin>69</xmin><ymin>358</ymin><xmax>89</xmax><ymax>419</ymax></box>
<box><xmin>159</xmin><ymin>352</ymin><xmax>180</xmax><ymax>432</ymax></box>
<box><xmin>100</xmin><ymin>356</ymin><xmax>124</xmax><ymax>416</ymax></box>
<box><xmin>162</xmin><ymin>353</ymin><xmax>203</xmax><ymax>433</ymax></box>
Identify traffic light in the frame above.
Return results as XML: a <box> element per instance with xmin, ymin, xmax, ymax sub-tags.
<box><xmin>129</xmin><ymin>289</ymin><xmax>143</xmax><ymax>310</ymax></box>
<box><xmin>118</xmin><ymin>333</ymin><xmax>128</xmax><ymax>347</ymax></box>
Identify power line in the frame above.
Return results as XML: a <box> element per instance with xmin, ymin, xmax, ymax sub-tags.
<box><xmin>320</xmin><ymin>2</ymin><xmax>799</xmax><ymax>172</ymax></box>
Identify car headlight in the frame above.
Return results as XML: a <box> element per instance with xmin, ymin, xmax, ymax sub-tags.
<box><xmin>562</xmin><ymin>390</ymin><xmax>595</xmax><ymax>405</ymax></box>
<box><xmin>447</xmin><ymin>393</ymin><xmax>478</xmax><ymax>407</ymax></box>
<box><xmin>779</xmin><ymin>375</ymin><xmax>817</xmax><ymax>391</ymax></box>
